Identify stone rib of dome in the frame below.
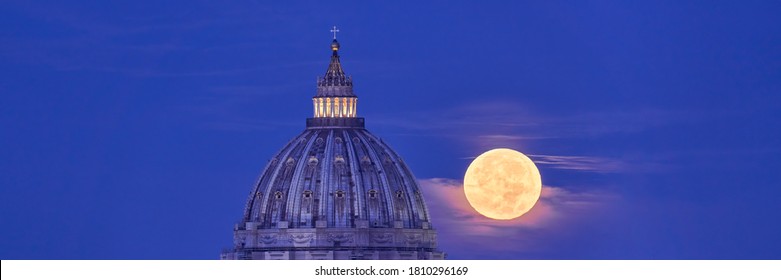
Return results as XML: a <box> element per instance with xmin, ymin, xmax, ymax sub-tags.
<box><xmin>242</xmin><ymin>128</ymin><xmax>431</xmax><ymax>230</ymax></box>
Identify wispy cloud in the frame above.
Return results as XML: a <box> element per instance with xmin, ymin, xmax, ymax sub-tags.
<box><xmin>419</xmin><ymin>178</ymin><xmax>618</xmax><ymax>258</ymax></box>
<box><xmin>528</xmin><ymin>154</ymin><xmax>626</xmax><ymax>173</ymax></box>
<box><xmin>369</xmin><ymin>101</ymin><xmax>702</xmax><ymax>174</ymax></box>
<box><xmin>372</xmin><ymin>101</ymin><xmax>701</xmax><ymax>141</ymax></box>
<box><xmin>6</xmin><ymin>1</ymin><xmax>291</xmax><ymax>36</ymax></box>
<box><xmin>179</xmin><ymin>83</ymin><xmax>306</xmax><ymax>131</ymax></box>
<box><xmin>201</xmin><ymin>120</ymin><xmax>299</xmax><ymax>132</ymax></box>
<box><xmin>0</xmin><ymin>2</ymin><xmax>319</xmax><ymax>77</ymax></box>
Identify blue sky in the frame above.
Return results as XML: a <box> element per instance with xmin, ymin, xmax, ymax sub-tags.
<box><xmin>1</xmin><ymin>1</ymin><xmax>780</xmax><ymax>259</ymax></box>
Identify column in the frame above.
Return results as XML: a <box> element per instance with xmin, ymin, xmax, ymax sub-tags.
<box><xmin>326</xmin><ymin>98</ymin><xmax>331</xmax><ymax>117</ymax></box>
<box><xmin>334</xmin><ymin>97</ymin><xmax>341</xmax><ymax>117</ymax></box>
<box><xmin>341</xmin><ymin>97</ymin><xmax>347</xmax><ymax>117</ymax></box>
<box><xmin>318</xmin><ymin>98</ymin><xmax>324</xmax><ymax>118</ymax></box>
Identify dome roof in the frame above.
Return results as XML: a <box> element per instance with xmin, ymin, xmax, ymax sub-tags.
<box><xmin>242</xmin><ymin>127</ymin><xmax>432</xmax><ymax>229</ymax></box>
<box><xmin>223</xmin><ymin>33</ymin><xmax>442</xmax><ymax>260</ymax></box>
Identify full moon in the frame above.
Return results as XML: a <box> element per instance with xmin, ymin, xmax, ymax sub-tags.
<box><xmin>464</xmin><ymin>148</ymin><xmax>542</xmax><ymax>220</ymax></box>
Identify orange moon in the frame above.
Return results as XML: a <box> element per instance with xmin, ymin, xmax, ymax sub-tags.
<box><xmin>464</xmin><ymin>148</ymin><xmax>542</xmax><ymax>220</ymax></box>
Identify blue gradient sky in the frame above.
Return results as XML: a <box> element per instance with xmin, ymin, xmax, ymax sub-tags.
<box><xmin>1</xmin><ymin>1</ymin><xmax>780</xmax><ymax>259</ymax></box>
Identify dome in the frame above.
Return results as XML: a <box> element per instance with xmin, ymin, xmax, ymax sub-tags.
<box><xmin>222</xmin><ymin>32</ymin><xmax>443</xmax><ymax>260</ymax></box>
<box><xmin>225</xmin><ymin>129</ymin><xmax>442</xmax><ymax>260</ymax></box>
<box><xmin>242</xmin><ymin>127</ymin><xmax>433</xmax><ymax>231</ymax></box>
<box><xmin>227</xmin><ymin>127</ymin><xmax>442</xmax><ymax>260</ymax></box>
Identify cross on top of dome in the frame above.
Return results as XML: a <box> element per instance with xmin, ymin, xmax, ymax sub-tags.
<box><xmin>330</xmin><ymin>26</ymin><xmax>340</xmax><ymax>40</ymax></box>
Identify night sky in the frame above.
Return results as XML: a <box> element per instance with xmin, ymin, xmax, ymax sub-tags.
<box><xmin>2</xmin><ymin>1</ymin><xmax>780</xmax><ymax>259</ymax></box>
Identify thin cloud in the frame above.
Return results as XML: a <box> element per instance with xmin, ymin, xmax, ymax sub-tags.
<box><xmin>0</xmin><ymin>2</ymin><xmax>319</xmax><ymax>77</ymax></box>
<box><xmin>370</xmin><ymin>101</ymin><xmax>695</xmax><ymax>175</ymax></box>
<box><xmin>528</xmin><ymin>154</ymin><xmax>626</xmax><ymax>173</ymax></box>
<box><xmin>7</xmin><ymin>1</ymin><xmax>290</xmax><ymax>36</ymax></box>
<box><xmin>478</xmin><ymin>134</ymin><xmax>555</xmax><ymax>141</ymax></box>
<box><xmin>201</xmin><ymin>120</ymin><xmax>299</xmax><ymax>132</ymax></box>
<box><xmin>419</xmin><ymin>178</ymin><xmax>618</xmax><ymax>258</ymax></box>
<box><xmin>207</xmin><ymin>85</ymin><xmax>297</xmax><ymax>96</ymax></box>
<box><xmin>371</xmin><ymin>101</ymin><xmax>705</xmax><ymax>140</ymax></box>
